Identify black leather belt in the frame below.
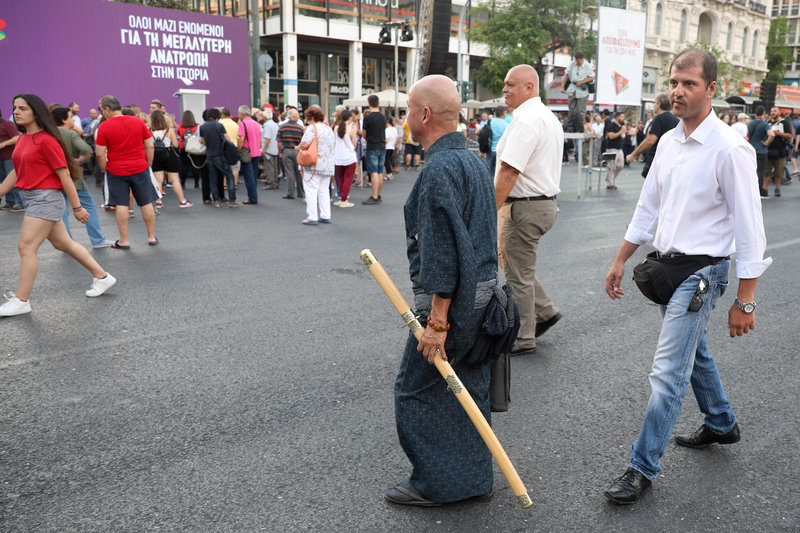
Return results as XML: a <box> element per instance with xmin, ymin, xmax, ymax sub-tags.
<box><xmin>505</xmin><ymin>195</ymin><xmax>556</xmax><ymax>203</ymax></box>
<box><xmin>655</xmin><ymin>251</ymin><xmax>729</xmax><ymax>263</ymax></box>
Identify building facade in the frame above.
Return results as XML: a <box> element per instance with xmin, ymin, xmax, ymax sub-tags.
<box><xmin>188</xmin><ymin>0</ymin><xmax>490</xmax><ymax>116</ymax></box>
<box><xmin>629</xmin><ymin>0</ymin><xmax>770</xmax><ymax>101</ymax></box>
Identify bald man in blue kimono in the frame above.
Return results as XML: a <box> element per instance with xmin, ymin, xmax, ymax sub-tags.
<box><xmin>384</xmin><ymin>75</ymin><xmax>499</xmax><ymax>507</ymax></box>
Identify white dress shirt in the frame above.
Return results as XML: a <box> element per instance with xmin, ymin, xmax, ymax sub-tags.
<box><xmin>624</xmin><ymin>110</ymin><xmax>772</xmax><ymax>279</ymax></box>
<box><xmin>495</xmin><ymin>96</ymin><xmax>563</xmax><ymax>197</ymax></box>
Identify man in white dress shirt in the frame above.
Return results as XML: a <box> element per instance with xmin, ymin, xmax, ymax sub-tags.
<box><xmin>603</xmin><ymin>49</ymin><xmax>772</xmax><ymax>505</ymax></box>
<box><xmin>495</xmin><ymin>64</ymin><xmax>564</xmax><ymax>356</ymax></box>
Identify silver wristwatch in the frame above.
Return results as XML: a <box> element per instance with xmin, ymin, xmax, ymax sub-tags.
<box><xmin>734</xmin><ymin>298</ymin><xmax>756</xmax><ymax>314</ymax></box>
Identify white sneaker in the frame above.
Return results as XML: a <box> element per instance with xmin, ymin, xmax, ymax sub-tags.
<box><xmin>333</xmin><ymin>200</ymin><xmax>342</xmax><ymax>206</ymax></box>
<box><xmin>85</xmin><ymin>274</ymin><xmax>117</xmax><ymax>297</ymax></box>
<box><xmin>339</xmin><ymin>200</ymin><xmax>355</xmax><ymax>208</ymax></box>
<box><xmin>179</xmin><ymin>200</ymin><xmax>193</xmax><ymax>208</ymax></box>
<box><xmin>0</xmin><ymin>293</ymin><xmax>32</xmax><ymax>316</ymax></box>
<box><xmin>92</xmin><ymin>239</ymin><xmax>115</xmax><ymax>249</ymax></box>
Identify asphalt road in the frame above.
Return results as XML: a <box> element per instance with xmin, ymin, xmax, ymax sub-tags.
<box><xmin>1</xmin><ymin>161</ymin><xmax>798</xmax><ymax>532</ymax></box>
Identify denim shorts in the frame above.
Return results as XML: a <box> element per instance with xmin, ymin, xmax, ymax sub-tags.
<box><xmin>20</xmin><ymin>188</ymin><xmax>65</xmax><ymax>221</ymax></box>
<box><xmin>364</xmin><ymin>149</ymin><xmax>386</xmax><ymax>174</ymax></box>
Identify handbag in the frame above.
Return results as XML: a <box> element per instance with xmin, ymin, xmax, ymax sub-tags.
<box><xmin>185</xmin><ymin>132</ymin><xmax>206</xmax><ymax>155</ymax></box>
<box><xmin>297</xmin><ymin>124</ymin><xmax>318</xmax><ymax>167</ymax></box>
<box><xmin>632</xmin><ymin>252</ymin><xmax>725</xmax><ymax>305</ymax></box>
<box><xmin>238</xmin><ymin>122</ymin><xmax>252</xmax><ymax>163</ymax></box>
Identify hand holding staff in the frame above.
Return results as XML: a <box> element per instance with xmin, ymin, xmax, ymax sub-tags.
<box><xmin>360</xmin><ymin>249</ymin><xmax>533</xmax><ymax>509</ymax></box>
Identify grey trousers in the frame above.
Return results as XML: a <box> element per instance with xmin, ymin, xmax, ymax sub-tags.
<box><xmin>263</xmin><ymin>154</ymin><xmax>280</xmax><ymax>187</ymax></box>
<box><xmin>568</xmin><ymin>94</ymin><xmax>588</xmax><ymax>115</ymax></box>
<box><xmin>282</xmin><ymin>148</ymin><xmax>304</xmax><ymax>197</ymax></box>
<box><xmin>497</xmin><ymin>199</ymin><xmax>559</xmax><ymax>349</ymax></box>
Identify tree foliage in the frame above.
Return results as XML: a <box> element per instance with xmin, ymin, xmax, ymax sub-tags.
<box><xmin>470</xmin><ymin>0</ymin><xmax>596</xmax><ymax>95</ymax></box>
<box><xmin>110</xmin><ymin>0</ymin><xmax>197</xmax><ymax>11</ymax></box>
<box><xmin>766</xmin><ymin>15</ymin><xmax>793</xmax><ymax>84</ymax></box>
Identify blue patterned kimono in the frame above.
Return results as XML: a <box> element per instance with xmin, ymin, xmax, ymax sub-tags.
<box><xmin>396</xmin><ymin>131</ymin><xmax>498</xmax><ymax>502</ymax></box>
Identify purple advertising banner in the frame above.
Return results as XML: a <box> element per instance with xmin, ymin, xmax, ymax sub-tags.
<box><xmin>0</xmin><ymin>0</ymin><xmax>250</xmax><ymax>118</ymax></box>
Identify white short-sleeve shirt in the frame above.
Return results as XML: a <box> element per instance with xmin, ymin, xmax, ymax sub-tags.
<box><xmin>495</xmin><ymin>96</ymin><xmax>563</xmax><ymax>197</ymax></box>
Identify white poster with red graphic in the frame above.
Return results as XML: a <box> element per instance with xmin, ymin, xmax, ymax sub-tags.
<box><xmin>597</xmin><ymin>7</ymin><xmax>646</xmax><ymax>106</ymax></box>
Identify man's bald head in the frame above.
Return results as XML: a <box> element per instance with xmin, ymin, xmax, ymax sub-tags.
<box><xmin>406</xmin><ymin>75</ymin><xmax>462</xmax><ymax>149</ymax></box>
<box><xmin>503</xmin><ymin>64</ymin><xmax>539</xmax><ymax>109</ymax></box>
<box><xmin>408</xmin><ymin>75</ymin><xmax>461</xmax><ymax>127</ymax></box>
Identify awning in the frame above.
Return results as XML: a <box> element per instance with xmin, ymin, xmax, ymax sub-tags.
<box><xmin>726</xmin><ymin>95</ymin><xmax>756</xmax><ymax>105</ymax></box>
<box><xmin>774</xmin><ymin>99</ymin><xmax>799</xmax><ymax>109</ymax></box>
<box><xmin>711</xmin><ymin>99</ymin><xmax>731</xmax><ymax>108</ymax></box>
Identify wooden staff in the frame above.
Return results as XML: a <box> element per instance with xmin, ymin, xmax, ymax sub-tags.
<box><xmin>360</xmin><ymin>249</ymin><xmax>533</xmax><ymax>509</ymax></box>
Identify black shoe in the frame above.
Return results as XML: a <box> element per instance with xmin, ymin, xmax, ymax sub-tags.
<box><xmin>775</xmin><ymin>189</ymin><xmax>781</xmax><ymax>197</ymax></box>
<box><xmin>282</xmin><ymin>194</ymin><xmax>295</xmax><ymax>200</ymax></box>
<box><xmin>760</xmin><ymin>189</ymin><xmax>770</xmax><ymax>198</ymax></box>
<box><xmin>604</xmin><ymin>468</ymin><xmax>651</xmax><ymax>505</ymax></box>
<box><xmin>606</xmin><ymin>185</ymin><xmax>618</xmax><ymax>190</ymax></box>
<box><xmin>510</xmin><ymin>345</ymin><xmax>537</xmax><ymax>356</ymax></box>
<box><xmin>535</xmin><ymin>312</ymin><xmax>562</xmax><ymax>338</ymax></box>
<box><xmin>362</xmin><ymin>196</ymin><xmax>381</xmax><ymax>205</ymax></box>
<box><xmin>674</xmin><ymin>423</ymin><xmax>740</xmax><ymax>449</ymax></box>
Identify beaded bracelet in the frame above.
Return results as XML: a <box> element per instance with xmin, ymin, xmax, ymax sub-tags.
<box><xmin>73</xmin><ymin>206</ymin><xmax>83</xmax><ymax>211</ymax></box>
<box><xmin>426</xmin><ymin>316</ymin><xmax>450</xmax><ymax>332</ymax></box>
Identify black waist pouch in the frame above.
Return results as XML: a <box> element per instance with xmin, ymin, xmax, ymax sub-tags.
<box><xmin>632</xmin><ymin>252</ymin><xmax>723</xmax><ymax>305</ymax></box>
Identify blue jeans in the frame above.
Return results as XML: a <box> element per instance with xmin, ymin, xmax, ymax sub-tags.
<box><xmin>1</xmin><ymin>158</ymin><xmax>23</xmax><ymax>207</ymax></box>
<box><xmin>487</xmin><ymin>151</ymin><xmax>497</xmax><ymax>176</ymax></box>
<box><xmin>630</xmin><ymin>260</ymin><xmax>735</xmax><ymax>480</ymax></box>
<box><xmin>241</xmin><ymin>156</ymin><xmax>261</xmax><ymax>202</ymax></box>
<box><xmin>207</xmin><ymin>155</ymin><xmax>235</xmax><ymax>202</ymax></box>
<box><xmin>61</xmin><ymin>186</ymin><xmax>107</xmax><ymax>246</ymax></box>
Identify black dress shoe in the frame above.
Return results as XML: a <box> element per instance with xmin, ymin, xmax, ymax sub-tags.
<box><xmin>604</xmin><ymin>467</ymin><xmax>651</xmax><ymax>505</ymax></box>
<box><xmin>535</xmin><ymin>312</ymin><xmax>562</xmax><ymax>338</ymax></box>
<box><xmin>675</xmin><ymin>423</ymin><xmax>740</xmax><ymax>449</ymax></box>
<box><xmin>510</xmin><ymin>345</ymin><xmax>537</xmax><ymax>356</ymax></box>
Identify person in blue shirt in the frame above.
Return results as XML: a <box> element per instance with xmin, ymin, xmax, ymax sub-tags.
<box><xmin>746</xmin><ymin>106</ymin><xmax>775</xmax><ymax>196</ymax></box>
<box><xmin>487</xmin><ymin>106</ymin><xmax>509</xmax><ymax>174</ymax></box>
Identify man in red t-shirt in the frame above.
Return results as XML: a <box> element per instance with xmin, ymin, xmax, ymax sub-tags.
<box><xmin>0</xmin><ymin>108</ymin><xmax>23</xmax><ymax>211</ymax></box>
<box><xmin>95</xmin><ymin>95</ymin><xmax>158</xmax><ymax>248</ymax></box>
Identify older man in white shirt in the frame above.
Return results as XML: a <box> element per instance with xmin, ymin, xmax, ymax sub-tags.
<box><xmin>495</xmin><ymin>64</ymin><xmax>564</xmax><ymax>356</ymax></box>
<box><xmin>603</xmin><ymin>49</ymin><xmax>772</xmax><ymax>505</ymax></box>
<box><xmin>731</xmin><ymin>112</ymin><xmax>749</xmax><ymax>137</ymax></box>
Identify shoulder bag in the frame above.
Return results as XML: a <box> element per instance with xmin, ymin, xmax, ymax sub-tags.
<box><xmin>297</xmin><ymin>124</ymin><xmax>318</xmax><ymax>167</ymax></box>
<box><xmin>185</xmin><ymin>127</ymin><xmax>206</xmax><ymax>156</ymax></box>
<box><xmin>238</xmin><ymin>121</ymin><xmax>252</xmax><ymax>163</ymax></box>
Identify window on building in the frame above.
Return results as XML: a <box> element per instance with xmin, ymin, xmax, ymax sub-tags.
<box><xmin>643</xmin><ymin>82</ymin><xmax>655</xmax><ymax>94</ymax></box>
<box><xmin>642</xmin><ymin>1</ymin><xmax>648</xmax><ymax>32</ymax></box>
<box><xmin>297</xmin><ymin>53</ymin><xmax>320</xmax><ymax>81</ymax></box>
<box><xmin>262</xmin><ymin>0</ymin><xmax>280</xmax><ymax>19</ymax></box>
<box><xmin>742</xmin><ymin>28</ymin><xmax>749</xmax><ymax>56</ymax></box>
<box><xmin>363</xmin><ymin>58</ymin><xmax>377</xmax><ymax>86</ymax></box>
<box><xmin>679</xmin><ymin>10</ymin><xmax>687</xmax><ymax>41</ymax></box>
<box><xmin>654</xmin><ymin>3</ymin><xmax>663</xmax><ymax>36</ymax></box>
<box><xmin>361</xmin><ymin>0</ymin><xmax>390</xmax><ymax>26</ymax></box>
<box><xmin>296</xmin><ymin>0</ymin><xmax>326</xmax><ymax>20</ymax></box>
<box><xmin>727</xmin><ymin>22</ymin><xmax>733</xmax><ymax>50</ymax></box>
<box><xmin>789</xmin><ymin>20</ymin><xmax>798</xmax><ymax>44</ymax></box>
<box><xmin>752</xmin><ymin>30</ymin><xmax>759</xmax><ymax>57</ymax></box>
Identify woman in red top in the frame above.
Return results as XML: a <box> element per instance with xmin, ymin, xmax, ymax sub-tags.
<box><xmin>0</xmin><ymin>94</ymin><xmax>116</xmax><ymax>317</ymax></box>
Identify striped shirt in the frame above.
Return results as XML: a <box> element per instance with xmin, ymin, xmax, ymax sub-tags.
<box><xmin>277</xmin><ymin>120</ymin><xmax>305</xmax><ymax>148</ymax></box>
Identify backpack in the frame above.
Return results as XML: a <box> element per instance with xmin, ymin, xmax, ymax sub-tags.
<box><xmin>478</xmin><ymin>119</ymin><xmax>492</xmax><ymax>153</ymax></box>
<box><xmin>152</xmin><ymin>132</ymin><xmax>167</xmax><ymax>150</ymax></box>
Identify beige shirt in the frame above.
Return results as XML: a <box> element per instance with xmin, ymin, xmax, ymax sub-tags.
<box><xmin>220</xmin><ymin>117</ymin><xmax>240</xmax><ymax>145</ymax></box>
<box><xmin>496</xmin><ymin>96</ymin><xmax>563</xmax><ymax>197</ymax></box>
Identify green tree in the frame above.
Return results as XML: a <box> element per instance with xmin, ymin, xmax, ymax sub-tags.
<box><xmin>470</xmin><ymin>0</ymin><xmax>597</xmax><ymax>96</ymax></box>
<box><xmin>661</xmin><ymin>43</ymin><xmax>754</xmax><ymax>99</ymax></box>
<box><xmin>765</xmin><ymin>15</ymin><xmax>793</xmax><ymax>84</ymax></box>
<box><xmin>111</xmin><ymin>0</ymin><xmax>196</xmax><ymax>11</ymax></box>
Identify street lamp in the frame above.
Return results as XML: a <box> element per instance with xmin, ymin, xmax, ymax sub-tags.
<box><xmin>379</xmin><ymin>21</ymin><xmax>414</xmax><ymax>112</ymax></box>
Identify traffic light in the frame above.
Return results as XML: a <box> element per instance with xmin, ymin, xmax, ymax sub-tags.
<box><xmin>379</xmin><ymin>24</ymin><xmax>391</xmax><ymax>44</ymax></box>
<box><xmin>400</xmin><ymin>23</ymin><xmax>414</xmax><ymax>42</ymax></box>
<box><xmin>461</xmin><ymin>80</ymin><xmax>473</xmax><ymax>102</ymax></box>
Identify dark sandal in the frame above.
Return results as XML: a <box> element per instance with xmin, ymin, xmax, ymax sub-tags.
<box><xmin>148</xmin><ymin>238</ymin><xmax>159</xmax><ymax>246</ymax></box>
<box><xmin>111</xmin><ymin>240</ymin><xmax>130</xmax><ymax>250</ymax></box>
<box><xmin>384</xmin><ymin>481</ymin><xmax>441</xmax><ymax>507</ymax></box>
